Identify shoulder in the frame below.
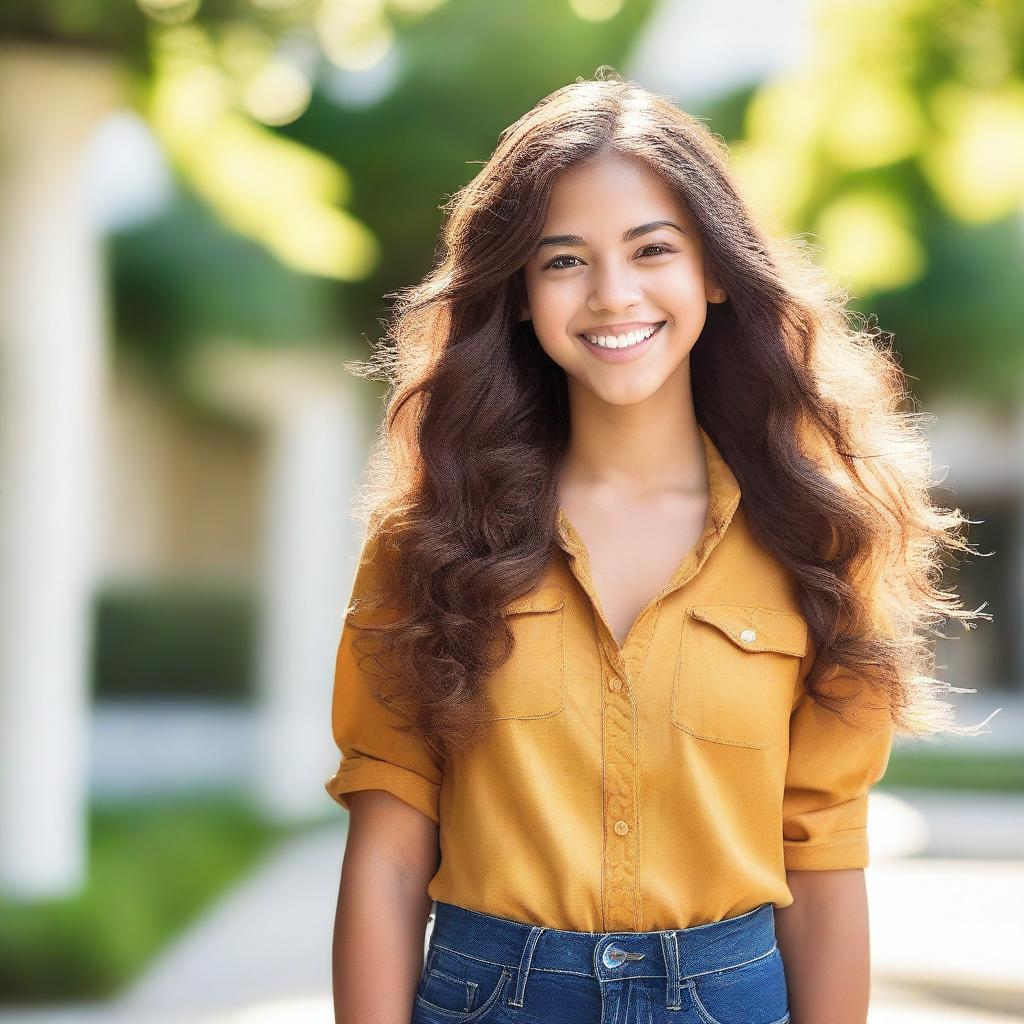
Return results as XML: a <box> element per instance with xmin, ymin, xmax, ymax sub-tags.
<box><xmin>346</xmin><ymin>527</ymin><xmax>403</xmax><ymax>624</ymax></box>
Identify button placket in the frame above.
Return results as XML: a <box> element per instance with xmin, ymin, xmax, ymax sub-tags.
<box><xmin>602</xmin><ymin>654</ymin><xmax>638</xmax><ymax>930</ymax></box>
<box><xmin>554</xmin><ymin>441</ymin><xmax>743</xmax><ymax>933</ymax></box>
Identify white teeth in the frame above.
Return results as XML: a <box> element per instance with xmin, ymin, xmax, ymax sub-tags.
<box><xmin>583</xmin><ymin>323</ymin><xmax>661</xmax><ymax>348</ymax></box>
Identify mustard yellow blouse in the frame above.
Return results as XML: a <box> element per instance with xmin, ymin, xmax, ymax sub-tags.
<box><xmin>324</xmin><ymin>427</ymin><xmax>895</xmax><ymax>932</ymax></box>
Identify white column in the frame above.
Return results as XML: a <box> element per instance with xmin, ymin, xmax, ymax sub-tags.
<box><xmin>0</xmin><ymin>46</ymin><xmax>119</xmax><ymax>895</ymax></box>
<box><xmin>254</xmin><ymin>385</ymin><xmax>369</xmax><ymax>821</ymax></box>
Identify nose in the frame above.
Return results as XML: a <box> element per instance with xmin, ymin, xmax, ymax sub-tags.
<box><xmin>587</xmin><ymin>260</ymin><xmax>643</xmax><ymax>314</ymax></box>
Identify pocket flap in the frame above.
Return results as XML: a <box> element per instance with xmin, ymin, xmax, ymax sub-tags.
<box><xmin>503</xmin><ymin>586</ymin><xmax>565</xmax><ymax>616</ymax></box>
<box><xmin>690</xmin><ymin>604</ymin><xmax>808</xmax><ymax>658</ymax></box>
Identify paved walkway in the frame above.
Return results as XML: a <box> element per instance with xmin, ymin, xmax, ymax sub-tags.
<box><xmin>2</xmin><ymin>786</ymin><xmax>1022</xmax><ymax>1023</ymax></box>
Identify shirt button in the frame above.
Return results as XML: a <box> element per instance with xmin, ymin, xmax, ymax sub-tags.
<box><xmin>608</xmin><ymin>676</ymin><xmax>622</xmax><ymax>691</ymax></box>
<box><xmin>614</xmin><ymin>820</ymin><xmax>629</xmax><ymax>836</ymax></box>
<box><xmin>740</xmin><ymin>628</ymin><xmax>757</xmax><ymax>644</ymax></box>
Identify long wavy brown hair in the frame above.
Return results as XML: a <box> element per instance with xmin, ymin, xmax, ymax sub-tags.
<box><xmin>343</xmin><ymin>68</ymin><xmax>997</xmax><ymax>766</ymax></box>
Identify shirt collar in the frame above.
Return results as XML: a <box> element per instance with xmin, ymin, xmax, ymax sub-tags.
<box><xmin>701</xmin><ymin>423</ymin><xmax>742</xmax><ymax>535</ymax></box>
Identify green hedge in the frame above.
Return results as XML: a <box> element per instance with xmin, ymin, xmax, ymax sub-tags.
<box><xmin>0</xmin><ymin>792</ymin><xmax>306</xmax><ymax>1003</ymax></box>
<box><xmin>91</xmin><ymin>581</ymin><xmax>256</xmax><ymax>701</ymax></box>
<box><xmin>883</xmin><ymin>750</ymin><xmax>1024</xmax><ymax>792</ymax></box>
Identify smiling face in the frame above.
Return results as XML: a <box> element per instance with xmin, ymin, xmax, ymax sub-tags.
<box><xmin>520</xmin><ymin>150</ymin><xmax>726</xmax><ymax>406</ymax></box>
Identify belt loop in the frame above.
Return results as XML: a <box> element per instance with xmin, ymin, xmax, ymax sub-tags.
<box><xmin>509</xmin><ymin>925</ymin><xmax>545</xmax><ymax>1008</ymax></box>
<box><xmin>660</xmin><ymin>930</ymin><xmax>683</xmax><ymax>1010</ymax></box>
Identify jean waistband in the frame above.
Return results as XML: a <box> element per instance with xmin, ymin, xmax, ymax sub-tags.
<box><xmin>428</xmin><ymin>900</ymin><xmax>778</xmax><ymax>994</ymax></box>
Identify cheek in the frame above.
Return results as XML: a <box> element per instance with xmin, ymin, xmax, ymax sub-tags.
<box><xmin>529</xmin><ymin>280</ymin><xmax>578</xmax><ymax>334</ymax></box>
<box><xmin>656</xmin><ymin>262</ymin><xmax>705</xmax><ymax>301</ymax></box>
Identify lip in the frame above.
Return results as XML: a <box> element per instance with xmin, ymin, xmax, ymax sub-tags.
<box><xmin>576</xmin><ymin>321</ymin><xmax>666</xmax><ymax>364</ymax></box>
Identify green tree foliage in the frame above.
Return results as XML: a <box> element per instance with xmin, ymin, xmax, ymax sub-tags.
<box><xmin>717</xmin><ymin>0</ymin><xmax>1024</xmax><ymax>400</ymax></box>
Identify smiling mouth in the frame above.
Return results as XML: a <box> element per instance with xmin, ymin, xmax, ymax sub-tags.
<box><xmin>577</xmin><ymin>321</ymin><xmax>666</xmax><ymax>349</ymax></box>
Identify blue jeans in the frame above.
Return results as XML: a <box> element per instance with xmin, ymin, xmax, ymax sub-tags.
<box><xmin>412</xmin><ymin>900</ymin><xmax>790</xmax><ymax>1024</ymax></box>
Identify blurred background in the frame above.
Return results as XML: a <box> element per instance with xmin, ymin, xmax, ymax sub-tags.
<box><xmin>0</xmin><ymin>0</ymin><xmax>1021</xmax><ymax>1021</ymax></box>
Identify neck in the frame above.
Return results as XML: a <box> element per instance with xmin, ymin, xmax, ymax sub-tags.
<box><xmin>558</xmin><ymin>362</ymin><xmax>707</xmax><ymax>502</ymax></box>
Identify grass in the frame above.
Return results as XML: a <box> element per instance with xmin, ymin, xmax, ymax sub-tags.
<box><xmin>0</xmin><ymin>790</ymin><xmax>317</xmax><ymax>1004</ymax></box>
<box><xmin>881</xmin><ymin>749</ymin><xmax>1024</xmax><ymax>792</ymax></box>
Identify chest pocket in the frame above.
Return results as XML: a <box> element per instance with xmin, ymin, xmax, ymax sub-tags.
<box><xmin>482</xmin><ymin>586</ymin><xmax>566</xmax><ymax>720</ymax></box>
<box><xmin>671</xmin><ymin>604</ymin><xmax>808</xmax><ymax>750</ymax></box>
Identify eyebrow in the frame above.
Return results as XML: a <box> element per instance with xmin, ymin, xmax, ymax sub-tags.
<box><xmin>535</xmin><ymin>220</ymin><xmax>687</xmax><ymax>252</ymax></box>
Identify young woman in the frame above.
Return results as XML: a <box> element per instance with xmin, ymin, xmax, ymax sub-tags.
<box><xmin>325</xmin><ymin>69</ymin><xmax>997</xmax><ymax>1024</ymax></box>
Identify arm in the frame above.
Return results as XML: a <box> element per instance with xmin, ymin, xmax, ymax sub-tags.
<box><xmin>333</xmin><ymin>789</ymin><xmax>440</xmax><ymax>1024</ymax></box>
<box><xmin>779</xmin><ymin>635</ymin><xmax>895</xmax><ymax>1024</ymax></box>
<box><xmin>775</xmin><ymin>868</ymin><xmax>871</xmax><ymax>1024</ymax></box>
<box><xmin>324</xmin><ymin>532</ymin><xmax>447</xmax><ymax>1022</ymax></box>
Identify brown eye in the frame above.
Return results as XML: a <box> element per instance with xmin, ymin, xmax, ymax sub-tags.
<box><xmin>544</xmin><ymin>254</ymin><xmax>583</xmax><ymax>271</ymax></box>
<box><xmin>543</xmin><ymin>245</ymin><xmax>673</xmax><ymax>271</ymax></box>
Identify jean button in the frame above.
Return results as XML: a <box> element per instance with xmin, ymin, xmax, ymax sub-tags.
<box><xmin>602</xmin><ymin>944</ymin><xmax>626</xmax><ymax>969</ymax></box>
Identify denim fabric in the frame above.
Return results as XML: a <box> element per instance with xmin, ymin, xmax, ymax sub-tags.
<box><xmin>412</xmin><ymin>899</ymin><xmax>790</xmax><ymax>1024</ymax></box>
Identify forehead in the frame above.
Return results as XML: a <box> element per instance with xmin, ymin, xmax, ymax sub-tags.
<box><xmin>543</xmin><ymin>151</ymin><xmax>689</xmax><ymax>230</ymax></box>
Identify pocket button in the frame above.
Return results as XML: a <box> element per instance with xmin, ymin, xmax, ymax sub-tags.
<box><xmin>740</xmin><ymin>628</ymin><xmax>757</xmax><ymax>644</ymax></box>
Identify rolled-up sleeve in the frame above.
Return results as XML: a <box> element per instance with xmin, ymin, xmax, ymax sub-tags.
<box><xmin>323</xmin><ymin>534</ymin><xmax>443</xmax><ymax>825</ymax></box>
<box><xmin>781</xmin><ymin>640</ymin><xmax>895</xmax><ymax>871</ymax></box>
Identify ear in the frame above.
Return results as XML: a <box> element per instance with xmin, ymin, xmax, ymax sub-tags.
<box><xmin>706</xmin><ymin>279</ymin><xmax>727</xmax><ymax>304</ymax></box>
<box><xmin>519</xmin><ymin>302</ymin><xmax>531</xmax><ymax>322</ymax></box>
